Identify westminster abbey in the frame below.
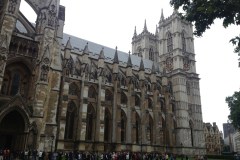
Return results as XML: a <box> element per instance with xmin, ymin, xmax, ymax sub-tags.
<box><xmin>0</xmin><ymin>0</ymin><xmax>206</xmax><ymax>155</ymax></box>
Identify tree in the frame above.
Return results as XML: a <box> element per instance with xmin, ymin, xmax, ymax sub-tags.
<box><xmin>226</xmin><ymin>91</ymin><xmax>240</xmax><ymax>130</ymax></box>
<box><xmin>170</xmin><ymin>0</ymin><xmax>240</xmax><ymax>53</ymax></box>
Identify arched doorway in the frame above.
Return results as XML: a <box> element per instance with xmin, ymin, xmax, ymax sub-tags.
<box><xmin>0</xmin><ymin>111</ymin><xmax>26</xmax><ymax>150</ymax></box>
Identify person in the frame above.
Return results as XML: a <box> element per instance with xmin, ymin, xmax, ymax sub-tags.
<box><xmin>185</xmin><ymin>155</ymin><xmax>188</xmax><ymax>160</ymax></box>
<box><xmin>0</xmin><ymin>149</ymin><xmax>3</xmax><ymax>160</ymax></box>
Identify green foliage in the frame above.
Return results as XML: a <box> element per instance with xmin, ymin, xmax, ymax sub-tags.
<box><xmin>226</xmin><ymin>91</ymin><xmax>240</xmax><ymax>130</ymax></box>
<box><xmin>170</xmin><ymin>0</ymin><xmax>240</xmax><ymax>54</ymax></box>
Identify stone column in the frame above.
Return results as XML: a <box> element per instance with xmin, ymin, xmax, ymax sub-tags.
<box><xmin>126</xmin><ymin>82</ymin><xmax>133</xmax><ymax>143</ymax></box>
<box><xmin>94</xmin><ymin>76</ymin><xmax>105</xmax><ymax>151</ymax></box>
<box><xmin>140</xmin><ymin>84</ymin><xmax>146</xmax><ymax>145</ymax></box>
<box><xmin>112</xmin><ymin>79</ymin><xmax>118</xmax><ymax>143</ymax></box>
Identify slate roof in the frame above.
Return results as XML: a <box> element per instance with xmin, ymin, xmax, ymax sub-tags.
<box><xmin>62</xmin><ymin>33</ymin><xmax>154</xmax><ymax>70</ymax></box>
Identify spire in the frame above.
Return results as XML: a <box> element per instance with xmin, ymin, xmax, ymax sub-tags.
<box><xmin>83</xmin><ymin>42</ymin><xmax>89</xmax><ymax>55</ymax></box>
<box><xmin>139</xmin><ymin>58</ymin><xmax>145</xmax><ymax>71</ymax></box>
<box><xmin>134</xmin><ymin>26</ymin><xmax>137</xmax><ymax>37</ymax></box>
<box><xmin>155</xmin><ymin>25</ymin><xmax>158</xmax><ymax>35</ymax></box>
<box><xmin>143</xmin><ymin>19</ymin><xmax>148</xmax><ymax>32</ymax></box>
<box><xmin>151</xmin><ymin>62</ymin><xmax>156</xmax><ymax>74</ymax></box>
<box><xmin>99</xmin><ymin>47</ymin><xmax>105</xmax><ymax>59</ymax></box>
<box><xmin>65</xmin><ymin>37</ymin><xmax>72</xmax><ymax>50</ymax></box>
<box><xmin>127</xmin><ymin>51</ymin><xmax>132</xmax><ymax>68</ymax></box>
<box><xmin>161</xmin><ymin>9</ymin><xmax>164</xmax><ymax>21</ymax></box>
<box><xmin>159</xmin><ymin>9</ymin><xmax>164</xmax><ymax>24</ymax></box>
<box><xmin>113</xmin><ymin>46</ymin><xmax>119</xmax><ymax>64</ymax></box>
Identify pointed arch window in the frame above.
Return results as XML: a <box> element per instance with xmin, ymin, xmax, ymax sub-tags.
<box><xmin>69</xmin><ymin>83</ymin><xmax>78</xmax><ymax>96</ymax></box>
<box><xmin>147</xmin><ymin>116</ymin><xmax>153</xmax><ymax>144</ymax></box>
<box><xmin>64</xmin><ymin>101</ymin><xmax>77</xmax><ymax>140</ymax></box>
<box><xmin>86</xmin><ymin>105</ymin><xmax>95</xmax><ymax>141</ymax></box>
<box><xmin>121</xmin><ymin>110</ymin><xmax>127</xmax><ymax>143</ymax></box>
<box><xmin>149</xmin><ymin>48</ymin><xmax>154</xmax><ymax>61</ymax></box>
<box><xmin>182</xmin><ymin>32</ymin><xmax>186</xmax><ymax>52</ymax></box>
<box><xmin>167</xmin><ymin>32</ymin><xmax>173</xmax><ymax>53</ymax></box>
<box><xmin>10</xmin><ymin>72</ymin><xmax>21</xmax><ymax>96</ymax></box>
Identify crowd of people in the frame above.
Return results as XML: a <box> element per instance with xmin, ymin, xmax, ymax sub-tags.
<box><xmin>0</xmin><ymin>148</ymin><xmax>207</xmax><ymax>160</ymax></box>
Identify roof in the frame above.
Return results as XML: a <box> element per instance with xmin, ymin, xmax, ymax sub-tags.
<box><xmin>62</xmin><ymin>33</ymin><xmax>154</xmax><ymax>70</ymax></box>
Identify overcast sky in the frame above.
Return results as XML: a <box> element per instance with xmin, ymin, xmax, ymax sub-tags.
<box><xmin>20</xmin><ymin>0</ymin><xmax>240</xmax><ymax>132</ymax></box>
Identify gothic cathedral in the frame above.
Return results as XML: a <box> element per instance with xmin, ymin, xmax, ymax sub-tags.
<box><xmin>0</xmin><ymin>0</ymin><xmax>205</xmax><ymax>155</ymax></box>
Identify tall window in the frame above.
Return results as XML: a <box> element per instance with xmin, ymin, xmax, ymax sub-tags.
<box><xmin>86</xmin><ymin>105</ymin><xmax>95</xmax><ymax>141</ymax></box>
<box><xmin>182</xmin><ymin>32</ymin><xmax>186</xmax><ymax>52</ymax></box>
<box><xmin>64</xmin><ymin>101</ymin><xmax>76</xmax><ymax>140</ymax></box>
<box><xmin>167</xmin><ymin>32</ymin><xmax>173</xmax><ymax>52</ymax></box>
<box><xmin>121</xmin><ymin>110</ymin><xmax>126</xmax><ymax>143</ymax></box>
<box><xmin>149</xmin><ymin>48</ymin><xmax>154</xmax><ymax>61</ymax></box>
<box><xmin>147</xmin><ymin>116</ymin><xmax>153</xmax><ymax>144</ymax></box>
<box><xmin>104</xmin><ymin>109</ymin><xmax>111</xmax><ymax>142</ymax></box>
<box><xmin>10</xmin><ymin>72</ymin><xmax>21</xmax><ymax>95</ymax></box>
<box><xmin>136</xmin><ymin>114</ymin><xmax>140</xmax><ymax>144</ymax></box>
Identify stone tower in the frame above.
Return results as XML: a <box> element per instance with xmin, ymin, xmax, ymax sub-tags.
<box><xmin>132</xmin><ymin>10</ymin><xmax>205</xmax><ymax>155</ymax></box>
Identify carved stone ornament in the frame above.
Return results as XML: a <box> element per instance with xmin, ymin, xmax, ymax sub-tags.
<box><xmin>40</xmin><ymin>65</ymin><xmax>49</xmax><ymax>82</ymax></box>
<box><xmin>8</xmin><ymin>0</ymin><xmax>18</xmax><ymax>14</ymax></box>
<box><xmin>183</xmin><ymin>57</ymin><xmax>190</xmax><ymax>71</ymax></box>
<box><xmin>36</xmin><ymin>9</ymin><xmax>47</xmax><ymax>33</ymax></box>
<box><xmin>47</xmin><ymin>4</ymin><xmax>57</xmax><ymax>28</ymax></box>
<box><xmin>165</xmin><ymin>57</ymin><xmax>173</xmax><ymax>72</ymax></box>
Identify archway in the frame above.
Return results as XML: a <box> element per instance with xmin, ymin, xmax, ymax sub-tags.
<box><xmin>0</xmin><ymin>110</ymin><xmax>26</xmax><ymax>150</ymax></box>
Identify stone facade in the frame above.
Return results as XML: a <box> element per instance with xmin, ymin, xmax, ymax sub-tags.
<box><xmin>203</xmin><ymin>122</ymin><xmax>222</xmax><ymax>155</ymax></box>
<box><xmin>0</xmin><ymin>0</ymin><xmax>205</xmax><ymax>155</ymax></box>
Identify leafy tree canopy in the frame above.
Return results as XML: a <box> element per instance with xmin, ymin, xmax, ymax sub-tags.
<box><xmin>170</xmin><ymin>0</ymin><xmax>240</xmax><ymax>53</ymax></box>
<box><xmin>226</xmin><ymin>91</ymin><xmax>240</xmax><ymax>130</ymax></box>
